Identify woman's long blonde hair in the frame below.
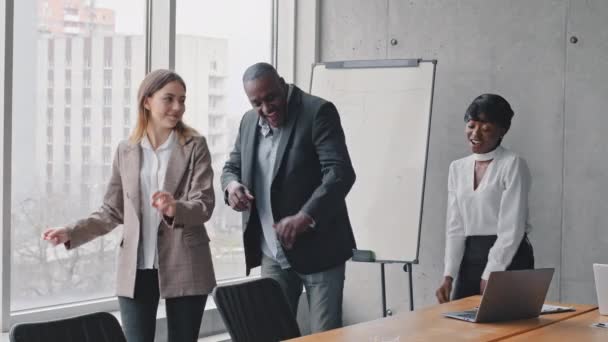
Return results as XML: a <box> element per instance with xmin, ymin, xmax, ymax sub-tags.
<box><xmin>129</xmin><ymin>69</ymin><xmax>198</xmax><ymax>144</ymax></box>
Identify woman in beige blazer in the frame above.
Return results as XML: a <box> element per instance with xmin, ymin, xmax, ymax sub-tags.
<box><xmin>42</xmin><ymin>69</ymin><xmax>216</xmax><ymax>342</ymax></box>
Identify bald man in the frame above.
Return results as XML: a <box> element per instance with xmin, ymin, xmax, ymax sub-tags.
<box><xmin>221</xmin><ymin>62</ymin><xmax>356</xmax><ymax>333</ymax></box>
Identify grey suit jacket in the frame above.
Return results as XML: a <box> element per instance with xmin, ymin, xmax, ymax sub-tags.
<box><xmin>67</xmin><ymin>135</ymin><xmax>216</xmax><ymax>298</ymax></box>
<box><xmin>222</xmin><ymin>85</ymin><xmax>356</xmax><ymax>275</ymax></box>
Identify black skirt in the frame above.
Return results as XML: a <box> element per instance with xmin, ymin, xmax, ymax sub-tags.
<box><xmin>452</xmin><ymin>235</ymin><xmax>534</xmax><ymax>300</ymax></box>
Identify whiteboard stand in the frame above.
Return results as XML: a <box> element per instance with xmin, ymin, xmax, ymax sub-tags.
<box><xmin>353</xmin><ymin>250</ymin><xmax>416</xmax><ymax>316</ymax></box>
<box><xmin>380</xmin><ymin>262</ymin><xmax>414</xmax><ymax>316</ymax></box>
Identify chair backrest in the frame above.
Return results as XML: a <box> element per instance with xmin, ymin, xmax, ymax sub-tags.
<box><xmin>213</xmin><ymin>277</ymin><xmax>301</xmax><ymax>342</ymax></box>
<box><xmin>9</xmin><ymin>311</ymin><xmax>126</xmax><ymax>342</ymax></box>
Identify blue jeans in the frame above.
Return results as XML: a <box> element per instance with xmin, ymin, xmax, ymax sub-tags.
<box><xmin>118</xmin><ymin>269</ymin><xmax>207</xmax><ymax>342</ymax></box>
<box><xmin>261</xmin><ymin>254</ymin><xmax>345</xmax><ymax>334</ymax></box>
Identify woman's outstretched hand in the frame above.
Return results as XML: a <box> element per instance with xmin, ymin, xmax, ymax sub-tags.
<box><xmin>42</xmin><ymin>227</ymin><xmax>69</xmax><ymax>246</ymax></box>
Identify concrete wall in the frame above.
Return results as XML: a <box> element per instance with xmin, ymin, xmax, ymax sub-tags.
<box><xmin>291</xmin><ymin>0</ymin><xmax>608</xmax><ymax>326</ymax></box>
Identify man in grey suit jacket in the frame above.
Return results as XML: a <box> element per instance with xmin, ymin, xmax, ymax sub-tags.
<box><xmin>221</xmin><ymin>62</ymin><xmax>356</xmax><ymax>333</ymax></box>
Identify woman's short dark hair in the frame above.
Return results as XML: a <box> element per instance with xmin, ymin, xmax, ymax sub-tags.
<box><xmin>464</xmin><ymin>94</ymin><xmax>514</xmax><ymax>132</ymax></box>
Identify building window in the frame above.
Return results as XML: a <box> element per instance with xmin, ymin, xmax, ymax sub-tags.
<box><xmin>84</xmin><ymin>37</ymin><xmax>91</xmax><ymax>68</ymax></box>
<box><xmin>64</xmin><ymin>7</ymin><xmax>78</xmax><ymax>16</ymax></box>
<box><xmin>64</xmin><ymin>164</ymin><xmax>71</xmax><ymax>180</ymax></box>
<box><xmin>104</xmin><ymin>69</ymin><xmax>112</xmax><ymax>88</ymax></box>
<box><xmin>65</xmin><ymin>88</ymin><xmax>71</xmax><ymax>106</ymax></box>
<box><xmin>47</xmin><ymin>126</ymin><xmax>53</xmax><ymax>143</ymax></box>
<box><xmin>64</xmin><ymin>108</ymin><xmax>71</xmax><ymax>125</ymax></box>
<box><xmin>103</xmin><ymin>165</ymin><xmax>111</xmax><ymax>180</ymax></box>
<box><xmin>81</xmin><ymin>183</ymin><xmax>90</xmax><ymax>197</ymax></box>
<box><xmin>124</xmin><ymin>69</ymin><xmax>131</xmax><ymax>86</ymax></box>
<box><xmin>123</xmin><ymin>108</ymin><xmax>131</xmax><ymax>126</ymax></box>
<box><xmin>64</xmin><ymin>126</ymin><xmax>70</xmax><ymax>143</ymax></box>
<box><xmin>46</xmin><ymin>145</ymin><xmax>53</xmax><ymax>160</ymax></box>
<box><xmin>103</xmin><ymin>146</ymin><xmax>112</xmax><ymax>164</ymax></box>
<box><xmin>47</xmin><ymin>108</ymin><xmax>53</xmax><ymax>125</ymax></box>
<box><xmin>64</xmin><ymin>145</ymin><xmax>70</xmax><ymax>162</ymax></box>
<box><xmin>47</xmin><ymin>88</ymin><xmax>53</xmax><ymax>105</ymax></box>
<box><xmin>65</xmin><ymin>69</ymin><xmax>71</xmax><ymax>87</ymax></box>
<box><xmin>104</xmin><ymin>37</ymin><xmax>113</xmax><ymax>68</ymax></box>
<box><xmin>82</xmin><ymin>127</ymin><xmax>91</xmax><ymax>145</ymax></box>
<box><xmin>82</xmin><ymin>165</ymin><xmax>90</xmax><ymax>181</ymax></box>
<box><xmin>103</xmin><ymin>107</ymin><xmax>112</xmax><ymax>126</ymax></box>
<box><xmin>65</xmin><ymin>38</ymin><xmax>72</xmax><ymax>67</ymax></box>
<box><xmin>123</xmin><ymin>88</ymin><xmax>130</xmax><ymax>103</ymax></box>
<box><xmin>47</xmin><ymin>69</ymin><xmax>53</xmax><ymax>83</ymax></box>
<box><xmin>103</xmin><ymin>127</ymin><xmax>111</xmax><ymax>145</ymax></box>
<box><xmin>84</xmin><ymin>69</ymin><xmax>91</xmax><ymax>88</ymax></box>
<box><xmin>104</xmin><ymin>89</ymin><xmax>112</xmax><ymax>106</ymax></box>
<box><xmin>46</xmin><ymin>163</ymin><xmax>52</xmax><ymax>178</ymax></box>
<box><xmin>82</xmin><ymin>146</ymin><xmax>90</xmax><ymax>164</ymax></box>
<box><xmin>124</xmin><ymin>36</ymin><xmax>132</xmax><ymax>67</ymax></box>
<box><xmin>47</xmin><ymin>39</ymin><xmax>54</xmax><ymax>65</ymax></box>
<box><xmin>83</xmin><ymin>88</ymin><xmax>91</xmax><ymax>106</ymax></box>
<box><xmin>83</xmin><ymin>108</ymin><xmax>91</xmax><ymax>125</ymax></box>
<box><xmin>81</xmin><ymin>183</ymin><xmax>90</xmax><ymax>208</ymax></box>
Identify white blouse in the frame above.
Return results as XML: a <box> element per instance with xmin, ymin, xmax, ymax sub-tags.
<box><xmin>443</xmin><ymin>146</ymin><xmax>532</xmax><ymax>280</ymax></box>
<box><xmin>138</xmin><ymin>131</ymin><xmax>177</xmax><ymax>269</ymax></box>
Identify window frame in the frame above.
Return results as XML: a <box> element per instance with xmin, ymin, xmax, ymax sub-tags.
<box><xmin>1</xmin><ymin>0</ymin><xmax>288</xmax><ymax>334</ymax></box>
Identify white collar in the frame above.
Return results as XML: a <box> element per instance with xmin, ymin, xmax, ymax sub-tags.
<box><xmin>141</xmin><ymin>130</ymin><xmax>176</xmax><ymax>151</ymax></box>
<box><xmin>473</xmin><ymin>145</ymin><xmax>502</xmax><ymax>161</ymax></box>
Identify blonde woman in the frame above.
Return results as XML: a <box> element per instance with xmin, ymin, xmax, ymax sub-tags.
<box><xmin>43</xmin><ymin>69</ymin><xmax>216</xmax><ymax>342</ymax></box>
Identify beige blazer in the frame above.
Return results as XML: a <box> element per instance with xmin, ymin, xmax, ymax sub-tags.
<box><xmin>66</xmin><ymin>135</ymin><xmax>216</xmax><ymax>298</ymax></box>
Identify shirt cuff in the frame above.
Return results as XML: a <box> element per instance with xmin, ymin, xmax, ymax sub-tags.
<box><xmin>299</xmin><ymin>211</ymin><xmax>316</xmax><ymax>229</ymax></box>
<box><xmin>482</xmin><ymin>261</ymin><xmax>505</xmax><ymax>280</ymax></box>
<box><xmin>444</xmin><ymin>263</ymin><xmax>459</xmax><ymax>279</ymax></box>
<box><xmin>224</xmin><ymin>181</ymin><xmax>241</xmax><ymax>205</ymax></box>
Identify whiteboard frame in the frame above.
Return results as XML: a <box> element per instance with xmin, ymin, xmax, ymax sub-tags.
<box><xmin>309</xmin><ymin>59</ymin><xmax>437</xmax><ymax>264</ymax></box>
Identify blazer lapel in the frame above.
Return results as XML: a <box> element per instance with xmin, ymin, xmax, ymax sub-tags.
<box><xmin>163</xmin><ymin>137</ymin><xmax>194</xmax><ymax>196</ymax></box>
<box><xmin>241</xmin><ymin>116</ymin><xmax>258</xmax><ymax>190</ymax></box>
<box><xmin>123</xmin><ymin>143</ymin><xmax>142</xmax><ymax>219</ymax></box>
<box><xmin>272</xmin><ymin>87</ymin><xmax>301</xmax><ymax>180</ymax></box>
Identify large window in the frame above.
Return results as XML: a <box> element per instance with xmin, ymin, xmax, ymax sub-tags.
<box><xmin>11</xmin><ymin>0</ymin><xmax>144</xmax><ymax>311</ymax></box>
<box><xmin>175</xmin><ymin>0</ymin><xmax>272</xmax><ymax>280</ymax></box>
<box><xmin>4</xmin><ymin>0</ymin><xmax>278</xmax><ymax>327</ymax></box>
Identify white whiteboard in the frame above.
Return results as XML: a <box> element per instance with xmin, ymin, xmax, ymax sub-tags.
<box><xmin>310</xmin><ymin>59</ymin><xmax>435</xmax><ymax>263</ymax></box>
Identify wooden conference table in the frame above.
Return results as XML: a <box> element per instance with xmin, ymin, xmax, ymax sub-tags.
<box><xmin>287</xmin><ymin>296</ymin><xmax>597</xmax><ymax>341</ymax></box>
<box><xmin>509</xmin><ymin>309</ymin><xmax>607</xmax><ymax>341</ymax></box>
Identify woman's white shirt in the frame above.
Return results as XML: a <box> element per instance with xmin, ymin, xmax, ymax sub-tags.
<box><xmin>138</xmin><ymin>131</ymin><xmax>177</xmax><ymax>269</ymax></box>
<box><xmin>443</xmin><ymin>146</ymin><xmax>532</xmax><ymax>280</ymax></box>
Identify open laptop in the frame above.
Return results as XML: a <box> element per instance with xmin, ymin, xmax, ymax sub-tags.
<box><xmin>443</xmin><ymin>268</ymin><xmax>554</xmax><ymax>323</ymax></box>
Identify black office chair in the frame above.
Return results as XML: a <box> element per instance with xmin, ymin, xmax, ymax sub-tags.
<box><xmin>9</xmin><ymin>311</ymin><xmax>126</xmax><ymax>342</ymax></box>
<box><xmin>213</xmin><ymin>277</ymin><xmax>301</xmax><ymax>342</ymax></box>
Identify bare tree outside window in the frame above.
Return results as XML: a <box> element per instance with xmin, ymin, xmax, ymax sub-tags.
<box><xmin>11</xmin><ymin>0</ymin><xmax>144</xmax><ymax>311</ymax></box>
